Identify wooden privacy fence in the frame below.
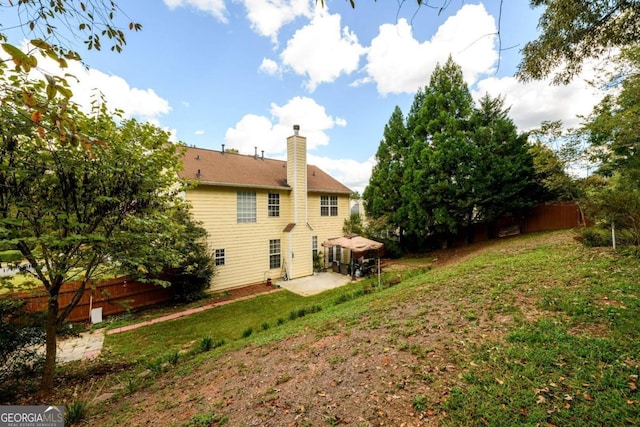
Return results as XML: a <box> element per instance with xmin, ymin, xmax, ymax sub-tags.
<box><xmin>451</xmin><ymin>201</ymin><xmax>588</xmax><ymax>246</ymax></box>
<box><xmin>12</xmin><ymin>276</ymin><xmax>174</xmax><ymax>323</ymax></box>
<box><xmin>522</xmin><ymin>202</ymin><xmax>588</xmax><ymax>233</ymax></box>
<box><xmin>7</xmin><ymin>203</ymin><xmax>587</xmax><ymax>323</ymax></box>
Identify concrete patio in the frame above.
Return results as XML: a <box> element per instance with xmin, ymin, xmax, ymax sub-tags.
<box><xmin>277</xmin><ymin>271</ymin><xmax>352</xmax><ymax>296</ymax></box>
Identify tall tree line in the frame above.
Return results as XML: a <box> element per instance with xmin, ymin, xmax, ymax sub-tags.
<box><xmin>363</xmin><ymin>57</ymin><xmax>541</xmax><ymax>249</ymax></box>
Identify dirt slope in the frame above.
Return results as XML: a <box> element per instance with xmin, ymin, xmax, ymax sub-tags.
<box><xmin>89</xmin><ymin>233</ymin><xmax>564</xmax><ymax>426</ymax></box>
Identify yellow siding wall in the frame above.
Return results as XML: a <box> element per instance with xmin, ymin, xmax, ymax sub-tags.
<box><xmin>186</xmin><ymin>186</ymin><xmax>289</xmax><ymax>291</ymax></box>
<box><xmin>308</xmin><ymin>193</ymin><xmax>351</xmax><ymax>266</ymax></box>
<box><xmin>186</xmin><ymin>186</ymin><xmax>349</xmax><ymax>291</ymax></box>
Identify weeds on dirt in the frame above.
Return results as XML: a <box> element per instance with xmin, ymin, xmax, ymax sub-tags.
<box><xmin>197</xmin><ymin>337</ymin><xmax>225</xmax><ymax>353</ymax></box>
<box><xmin>186</xmin><ymin>410</ymin><xmax>228</xmax><ymax>426</ymax></box>
<box><xmin>65</xmin><ymin>398</ymin><xmax>88</xmax><ymax>425</ymax></box>
<box><xmin>288</xmin><ymin>305</ymin><xmax>323</xmax><ymax>321</ymax></box>
<box><xmin>275</xmin><ymin>373</ymin><xmax>291</xmax><ymax>385</ymax></box>
<box><xmin>412</xmin><ymin>394</ymin><xmax>428</xmax><ymax>412</ymax></box>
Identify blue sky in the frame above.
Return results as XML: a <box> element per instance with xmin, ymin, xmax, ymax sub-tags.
<box><xmin>3</xmin><ymin>0</ymin><xmax>606</xmax><ymax>192</ymax></box>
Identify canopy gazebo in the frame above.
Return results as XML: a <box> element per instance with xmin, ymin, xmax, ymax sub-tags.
<box><xmin>321</xmin><ymin>234</ymin><xmax>384</xmax><ymax>279</ymax></box>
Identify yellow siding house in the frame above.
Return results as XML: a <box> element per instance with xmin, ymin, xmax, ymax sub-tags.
<box><xmin>179</xmin><ymin>125</ymin><xmax>352</xmax><ymax>291</ymax></box>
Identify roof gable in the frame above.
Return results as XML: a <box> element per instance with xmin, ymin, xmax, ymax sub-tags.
<box><xmin>179</xmin><ymin>146</ymin><xmax>351</xmax><ymax>194</ymax></box>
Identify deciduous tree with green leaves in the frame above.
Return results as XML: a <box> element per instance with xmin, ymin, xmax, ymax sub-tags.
<box><xmin>578</xmin><ymin>45</ymin><xmax>640</xmax><ymax>249</ymax></box>
<box><xmin>0</xmin><ymin>1</ymin><xmax>142</xmax><ymax>149</ymax></box>
<box><xmin>0</xmin><ymin>81</ymin><xmax>210</xmax><ymax>396</ymax></box>
<box><xmin>518</xmin><ymin>0</ymin><xmax>640</xmax><ymax>84</ymax></box>
<box><xmin>583</xmin><ymin>45</ymin><xmax>640</xmax><ymax>185</ymax></box>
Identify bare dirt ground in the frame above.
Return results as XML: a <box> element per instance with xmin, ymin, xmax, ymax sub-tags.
<box><xmin>82</xmin><ymin>234</ymin><xmax>561</xmax><ymax>426</ymax></box>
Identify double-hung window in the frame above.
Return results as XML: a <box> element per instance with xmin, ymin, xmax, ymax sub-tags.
<box><xmin>237</xmin><ymin>191</ymin><xmax>256</xmax><ymax>223</ymax></box>
<box><xmin>269</xmin><ymin>239</ymin><xmax>281</xmax><ymax>269</ymax></box>
<box><xmin>214</xmin><ymin>249</ymin><xmax>226</xmax><ymax>266</ymax></box>
<box><xmin>268</xmin><ymin>193</ymin><xmax>280</xmax><ymax>217</ymax></box>
<box><xmin>320</xmin><ymin>195</ymin><xmax>338</xmax><ymax>216</ymax></box>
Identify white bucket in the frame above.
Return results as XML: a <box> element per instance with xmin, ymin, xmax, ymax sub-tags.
<box><xmin>90</xmin><ymin>307</ymin><xmax>103</xmax><ymax>324</ymax></box>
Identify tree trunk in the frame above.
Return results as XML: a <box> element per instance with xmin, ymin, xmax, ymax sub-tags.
<box><xmin>40</xmin><ymin>294</ymin><xmax>59</xmax><ymax>397</ymax></box>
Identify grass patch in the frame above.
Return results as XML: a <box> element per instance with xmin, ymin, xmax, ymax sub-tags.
<box><xmin>446</xmin><ymin>319</ymin><xmax>640</xmax><ymax>426</ymax></box>
<box><xmin>104</xmin><ymin>282</ymin><xmax>367</xmax><ymax>363</ymax></box>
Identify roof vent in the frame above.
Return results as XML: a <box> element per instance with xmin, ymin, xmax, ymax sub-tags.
<box><xmin>254</xmin><ymin>146</ymin><xmax>258</xmax><ymax>160</ymax></box>
<box><xmin>261</xmin><ymin>150</ymin><xmax>264</xmax><ymax>160</ymax></box>
<box><xmin>196</xmin><ymin>169</ymin><xmax>201</xmax><ymax>178</ymax></box>
<box><xmin>196</xmin><ymin>154</ymin><xmax>200</xmax><ymax>160</ymax></box>
<box><xmin>222</xmin><ymin>144</ymin><xmax>225</xmax><ymax>154</ymax></box>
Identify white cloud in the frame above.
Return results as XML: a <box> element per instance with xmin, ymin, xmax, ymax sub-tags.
<box><xmin>224</xmin><ymin>96</ymin><xmax>346</xmax><ymax>154</ymax></box>
<box><xmin>163</xmin><ymin>0</ymin><xmax>227</xmax><ymax>23</ymax></box>
<box><xmin>242</xmin><ymin>0</ymin><xmax>312</xmax><ymax>43</ymax></box>
<box><xmin>280</xmin><ymin>8</ymin><xmax>365</xmax><ymax>91</ymax></box>
<box><xmin>365</xmin><ymin>4</ymin><xmax>497</xmax><ymax>94</ymax></box>
<box><xmin>195</xmin><ymin>130</ymin><xmax>206</xmax><ymax>135</ymax></box>
<box><xmin>11</xmin><ymin>41</ymin><xmax>171</xmax><ymax>122</ymax></box>
<box><xmin>474</xmin><ymin>61</ymin><xmax>606</xmax><ymax>132</ymax></box>
<box><xmin>68</xmin><ymin>64</ymin><xmax>171</xmax><ymax>120</ymax></box>
<box><xmin>259</xmin><ymin>58</ymin><xmax>281</xmax><ymax>76</ymax></box>
<box><xmin>309</xmin><ymin>154</ymin><xmax>375</xmax><ymax>194</ymax></box>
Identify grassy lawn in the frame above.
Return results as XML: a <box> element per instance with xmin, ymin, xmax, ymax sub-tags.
<box><xmin>103</xmin><ymin>273</ymin><xmax>409</xmax><ymax>363</ymax></box>
<box><xmin>0</xmin><ymin>272</ymin><xmax>41</xmax><ymax>294</ymax></box>
<box><xmin>64</xmin><ymin>231</ymin><xmax>640</xmax><ymax>425</ymax></box>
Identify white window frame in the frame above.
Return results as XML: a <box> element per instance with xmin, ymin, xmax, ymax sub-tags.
<box><xmin>269</xmin><ymin>239</ymin><xmax>281</xmax><ymax>269</ymax></box>
<box><xmin>268</xmin><ymin>193</ymin><xmax>280</xmax><ymax>217</ymax></box>
<box><xmin>237</xmin><ymin>191</ymin><xmax>256</xmax><ymax>223</ymax></box>
<box><xmin>214</xmin><ymin>249</ymin><xmax>225</xmax><ymax>266</ymax></box>
<box><xmin>320</xmin><ymin>195</ymin><xmax>338</xmax><ymax>217</ymax></box>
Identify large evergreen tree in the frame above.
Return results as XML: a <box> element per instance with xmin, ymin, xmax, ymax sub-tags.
<box><xmin>366</xmin><ymin>57</ymin><xmax>541</xmax><ymax>247</ymax></box>
<box><xmin>402</xmin><ymin>56</ymin><xmax>476</xmax><ymax>240</ymax></box>
<box><xmin>469</xmin><ymin>95</ymin><xmax>538</xmax><ymax>225</ymax></box>
<box><xmin>363</xmin><ymin>106</ymin><xmax>410</xmax><ymax>237</ymax></box>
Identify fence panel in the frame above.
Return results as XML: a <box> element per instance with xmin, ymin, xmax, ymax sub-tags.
<box><xmin>13</xmin><ymin>277</ymin><xmax>174</xmax><ymax>322</ymax></box>
<box><xmin>522</xmin><ymin>202</ymin><xmax>585</xmax><ymax>233</ymax></box>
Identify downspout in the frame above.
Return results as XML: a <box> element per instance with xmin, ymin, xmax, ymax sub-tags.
<box><xmin>289</xmin><ymin>232</ymin><xmax>294</xmax><ymax>279</ymax></box>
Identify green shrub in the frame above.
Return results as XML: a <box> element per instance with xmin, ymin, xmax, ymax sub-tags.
<box><xmin>168</xmin><ymin>243</ymin><xmax>216</xmax><ymax>303</ymax></box>
<box><xmin>579</xmin><ymin>227</ymin><xmax>612</xmax><ymax>247</ymax></box>
<box><xmin>241</xmin><ymin>327</ymin><xmax>253</xmax><ymax>338</ymax></box>
<box><xmin>0</xmin><ymin>299</ymin><xmax>45</xmax><ymax>402</ymax></box>
<box><xmin>165</xmin><ymin>212</ymin><xmax>216</xmax><ymax>303</ymax></box>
